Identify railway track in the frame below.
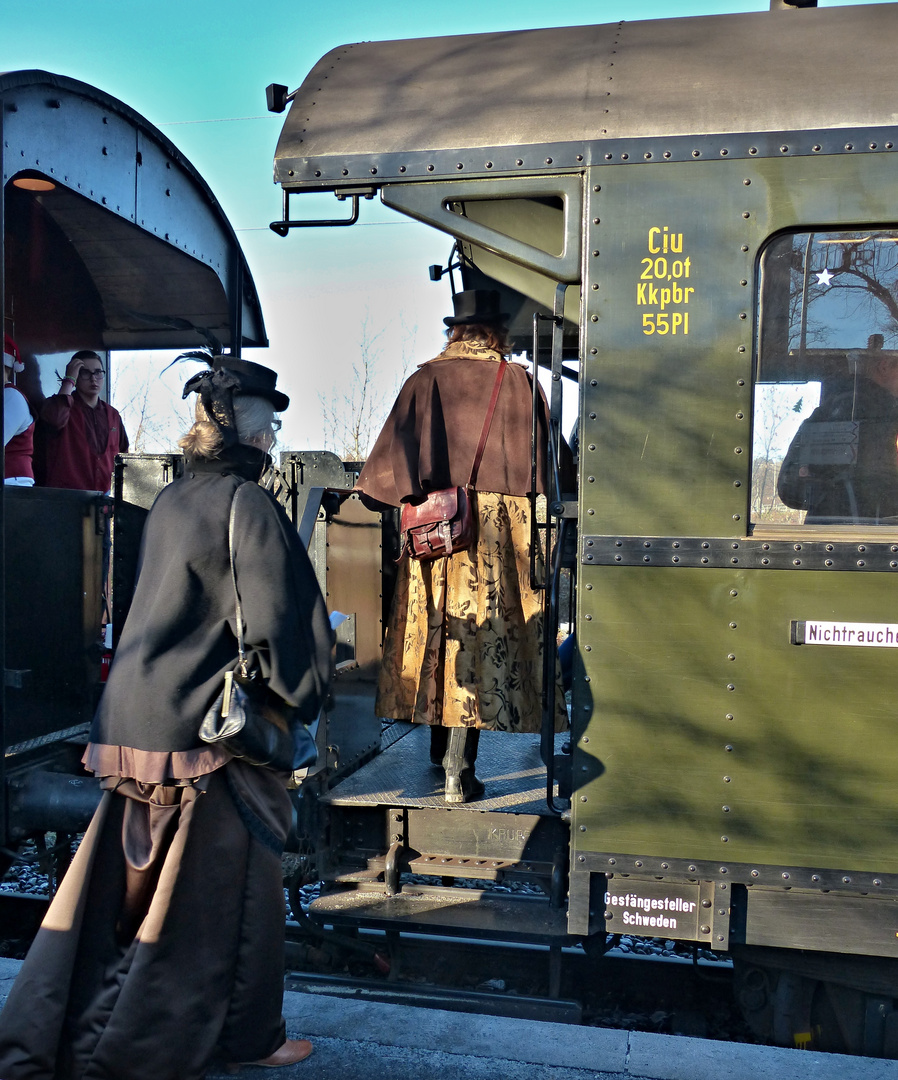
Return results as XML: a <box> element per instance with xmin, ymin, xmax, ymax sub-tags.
<box><xmin>282</xmin><ymin>916</ymin><xmax>748</xmax><ymax>1044</ymax></box>
<box><xmin>0</xmin><ymin>873</ymin><xmax>748</xmax><ymax>1046</ymax></box>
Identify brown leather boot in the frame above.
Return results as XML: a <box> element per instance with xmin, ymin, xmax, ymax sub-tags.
<box><xmin>255</xmin><ymin>1039</ymin><xmax>313</xmax><ymax>1067</ymax></box>
<box><xmin>227</xmin><ymin>1038</ymin><xmax>313</xmax><ymax>1070</ymax></box>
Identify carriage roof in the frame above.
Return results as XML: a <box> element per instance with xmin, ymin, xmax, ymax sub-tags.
<box><xmin>274</xmin><ymin>4</ymin><xmax>898</xmax><ymax>189</ymax></box>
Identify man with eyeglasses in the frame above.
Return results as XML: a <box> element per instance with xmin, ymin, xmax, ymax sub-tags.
<box><xmin>36</xmin><ymin>350</ymin><xmax>129</xmax><ymax>492</ymax></box>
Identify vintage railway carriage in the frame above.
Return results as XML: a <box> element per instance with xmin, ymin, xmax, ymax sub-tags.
<box><xmin>0</xmin><ymin>70</ymin><xmax>265</xmax><ymax>857</ymax></box>
<box><xmin>272</xmin><ymin>0</ymin><xmax>898</xmax><ymax>1054</ymax></box>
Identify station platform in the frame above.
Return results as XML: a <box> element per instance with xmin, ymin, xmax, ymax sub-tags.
<box><xmin>2</xmin><ymin>956</ymin><xmax>897</xmax><ymax>1079</ymax></box>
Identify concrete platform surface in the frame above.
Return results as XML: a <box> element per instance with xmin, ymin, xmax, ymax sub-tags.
<box><xmin>2</xmin><ymin>956</ymin><xmax>898</xmax><ymax>1079</ymax></box>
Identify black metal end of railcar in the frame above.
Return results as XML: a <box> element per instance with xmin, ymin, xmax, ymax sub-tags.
<box><xmin>0</xmin><ymin>69</ymin><xmax>266</xmax><ymax>857</ymax></box>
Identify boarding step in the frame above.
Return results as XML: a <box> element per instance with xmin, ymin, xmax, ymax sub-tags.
<box><xmin>330</xmin><ymin>854</ymin><xmax>557</xmax><ymax>887</ymax></box>
<box><xmin>309</xmin><ymin>883</ymin><xmax>573</xmax><ymax>943</ymax></box>
<box><xmin>324</xmin><ymin>726</ymin><xmax>568</xmax><ymax>814</ymax></box>
<box><xmin>325</xmin><ymin>805</ymin><xmax>570</xmax><ymax>889</ymax></box>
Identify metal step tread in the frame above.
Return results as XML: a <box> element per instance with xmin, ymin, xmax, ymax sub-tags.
<box><xmin>310</xmin><ymin>885</ymin><xmax>573</xmax><ymax>941</ymax></box>
<box><xmin>323</xmin><ymin>725</ymin><xmax>568</xmax><ymax>814</ymax></box>
<box><xmin>333</xmin><ymin>855</ymin><xmax>555</xmax><ymax>880</ymax></box>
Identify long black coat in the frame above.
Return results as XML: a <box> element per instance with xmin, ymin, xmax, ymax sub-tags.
<box><xmin>91</xmin><ymin>447</ymin><xmax>332</xmax><ymax>756</ymax></box>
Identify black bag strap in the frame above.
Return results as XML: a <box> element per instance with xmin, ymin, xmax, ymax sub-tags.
<box><xmin>468</xmin><ymin>358</ymin><xmax>508</xmax><ymax>488</ymax></box>
<box><xmin>226</xmin><ymin>484</ymin><xmax>249</xmax><ymax>675</ymax></box>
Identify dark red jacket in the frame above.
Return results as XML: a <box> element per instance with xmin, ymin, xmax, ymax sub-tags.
<box><xmin>36</xmin><ymin>393</ymin><xmax>129</xmax><ymax>491</ymax></box>
<box><xmin>4</xmin><ymin>386</ymin><xmax>34</xmax><ymax>483</ymax></box>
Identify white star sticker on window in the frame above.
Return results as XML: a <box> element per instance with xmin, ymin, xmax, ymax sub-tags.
<box><xmin>816</xmin><ymin>268</ymin><xmax>834</xmax><ymax>287</ymax></box>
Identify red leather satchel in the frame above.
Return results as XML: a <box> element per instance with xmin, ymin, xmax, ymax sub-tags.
<box><xmin>400</xmin><ymin>485</ymin><xmax>473</xmax><ymax>560</ymax></box>
<box><xmin>399</xmin><ymin>359</ymin><xmax>507</xmax><ymax>561</ymax></box>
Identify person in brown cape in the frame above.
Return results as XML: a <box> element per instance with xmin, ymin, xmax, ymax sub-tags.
<box><xmin>355</xmin><ymin>289</ymin><xmax>571</xmax><ymax>804</ymax></box>
<box><xmin>0</xmin><ymin>355</ymin><xmax>332</xmax><ymax>1079</ymax></box>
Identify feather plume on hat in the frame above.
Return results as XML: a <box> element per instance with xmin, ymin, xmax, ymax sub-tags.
<box><xmin>177</xmin><ymin>349</ymin><xmax>242</xmax><ymax>450</ymax></box>
<box><xmin>176</xmin><ymin>348</ymin><xmax>290</xmax><ymax>450</ymax></box>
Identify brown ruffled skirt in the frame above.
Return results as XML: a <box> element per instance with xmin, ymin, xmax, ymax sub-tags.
<box><xmin>0</xmin><ymin>760</ymin><xmax>291</xmax><ymax>1080</ymax></box>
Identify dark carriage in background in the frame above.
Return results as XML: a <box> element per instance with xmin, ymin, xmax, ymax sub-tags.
<box><xmin>0</xmin><ymin>72</ymin><xmax>391</xmax><ymax>880</ymax></box>
<box><xmin>0</xmin><ymin>70</ymin><xmax>266</xmax><ymax>854</ymax></box>
<box><xmin>269</xmin><ymin>0</ymin><xmax>898</xmax><ymax>1055</ymax></box>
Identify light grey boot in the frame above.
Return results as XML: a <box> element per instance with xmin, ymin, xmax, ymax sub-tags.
<box><xmin>443</xmin><ymin>728</ymin><xmax>485</xmax><ymax>804</ymax></box>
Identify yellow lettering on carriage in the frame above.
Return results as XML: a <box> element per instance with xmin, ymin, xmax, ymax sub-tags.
<box><xmin>638</xmin><ymin>227</ymin><xmax>695</xmax><ymax>335</ymax></box>
<box><xmin>648</xmin><ymin>226</ymin><xmax>684</xmax><ymax>255</ymax></box>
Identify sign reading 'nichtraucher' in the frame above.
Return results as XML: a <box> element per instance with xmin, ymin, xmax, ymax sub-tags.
<box><xmin>604</xmin><ymin>879</ymin><xmax>701</xmax><ymax>941</ymax></box>
<box><xmin>792</xmin><ymin>621</ymin><xmax>898</xmax><ymax>648</ymax></box>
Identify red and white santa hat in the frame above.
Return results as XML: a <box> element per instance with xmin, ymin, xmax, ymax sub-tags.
<box><xmin>3</xmin><ymin>335</ymin><xmax>24</xmax><ymax>374</ymax></box>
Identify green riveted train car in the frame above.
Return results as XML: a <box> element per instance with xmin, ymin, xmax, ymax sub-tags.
<box><xmin>271</xmin><ymin>0</ymin><xmax>898</xmax><ymax>1055</ymax></box>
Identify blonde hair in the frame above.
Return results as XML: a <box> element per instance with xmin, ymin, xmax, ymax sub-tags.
<box><xmin>445</xmin><ymin>323</ymin><xmax>509</xmax><ymax>355</ymax></box>
<box><xmin>178</xmin><ymin>395</ymin><xmax>276</xmax><ymax>460</ymax></box>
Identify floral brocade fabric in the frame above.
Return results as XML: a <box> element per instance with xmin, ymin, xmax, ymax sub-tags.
<box><xmin>376</xmin><ymin>491</ymin><xmax>568</xmax><ymax>732</ymax></box>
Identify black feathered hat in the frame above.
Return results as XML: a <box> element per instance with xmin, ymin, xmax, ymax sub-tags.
<box><xmin>218</xmin><ymin>355</ymin><xmax>289</xmax><ymax>411</ymax></box>
<box><xmin>443</xmin><ymin>289</ymin><xmax>509</xmax><ymax>327</ymax></box>
<box><xmin>181</xmin><ymin>352</ymin><xmax>289</xmax><ymax>450</ymax></box>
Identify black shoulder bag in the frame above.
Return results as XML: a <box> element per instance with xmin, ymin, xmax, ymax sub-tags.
<box><xmin>199</xmin><ymin>483</ymin><xmax>318</xmax><ymax>771</ymax></box>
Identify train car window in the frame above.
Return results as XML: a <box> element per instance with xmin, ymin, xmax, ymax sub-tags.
<box><xmin>753</xmin><ymin>229</ymin><xmax>898</xmax><ymax>527</ymax></box>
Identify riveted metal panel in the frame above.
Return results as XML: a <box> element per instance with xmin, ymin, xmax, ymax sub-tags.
<box><xmin>134</xmin><ymin>128</ymin><xmax>234</xmax><ymax>272</ymax></box>
<box><xmin>275</xmin><ymin>6</ymin><xmax>898</xmax><ymax>190</ymax></box>
<box><xmin>576</xmin><ymin>851</ymin><xmax>898</xmax><ymax>897</ymax></box>
<box><xmin>2</xmin><ymin>82</ymin><xmax>139</xmax><ymax>212</ymax></box>
<box><xmin>580</xmin><ymin>157</ymin><xmax>756</xmax><ymax>539</ymax></box>
<box><xmin>572</xmin><ymin>562</ymin><xmax>898</xmax><ymax>875</ymax></box>
<box><xmin>574</xmin><ymin>150</ymin><xmax>898</xmax><ymax>894</ymax></box>
<box><xmin>580</xmin><ymin>535</ymin><xmax>898</xmax><ymax>572</ymax></box>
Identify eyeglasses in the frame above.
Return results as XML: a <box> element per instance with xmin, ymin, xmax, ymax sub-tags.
<box><xmin>78</xmin><ymin>368</ymin><xmax>105</xmax><ymax>379</ymax></box>
<box><xmin>271</xmin><ymin>418</ymin><xmax>282</xmax><ymax>432</ymax></box>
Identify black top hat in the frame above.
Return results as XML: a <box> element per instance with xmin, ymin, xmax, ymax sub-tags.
<box><xmin>444</xmin><ymin>289</ymin><xmax>509</xmax><ymax>327</ymax></box>
<box><xmin>211</xmin><ymin>355</ymin><xmax>290</xmax><ymax>412</ymax></box>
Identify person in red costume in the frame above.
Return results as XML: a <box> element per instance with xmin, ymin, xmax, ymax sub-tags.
<box><xmin>3</xmin><ymin>335</ymin><xmax>35</xmax><ymax>487</ymax></box>
<box><xmin>36</xmin><ymin>350</ymin><xmax>129</xmax><ymax>491</ymax></box>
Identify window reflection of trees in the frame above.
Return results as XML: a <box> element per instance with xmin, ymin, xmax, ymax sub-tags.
<box><xmin>752</xmin><ymin>384</ymin><xmax>811</xmax><ymax>525</ymax></box>
<box><xmin>791</xmin><ymin>233</ymin><xmax>898</xmax><ymax>353</ymax></box>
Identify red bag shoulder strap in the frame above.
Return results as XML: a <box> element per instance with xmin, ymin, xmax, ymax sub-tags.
<box><xmin>469</xmin><ymin>359</ymin><xmax>508</xmax><ymax>488</ymax></box>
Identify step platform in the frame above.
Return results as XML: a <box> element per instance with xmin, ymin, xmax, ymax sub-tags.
<box><xmin>308</xmin><ymin>882</ymin><xmax>572</xmax><ymax>942</ymax></box>
<box><xmin>322</xmin><ymin>723</ymin><xmax>568</xmax><ymax>815</ymax></box>
<box><xmin>311</xmin><ymin>725</ymin><xmax>573</xmax><ymax>942</ymax></box>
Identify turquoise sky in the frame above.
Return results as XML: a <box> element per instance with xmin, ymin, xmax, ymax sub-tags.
<box><xmin>1</xmin><ymin>0</ymin><xmax>888</xmax><ymax>450</ymax></box>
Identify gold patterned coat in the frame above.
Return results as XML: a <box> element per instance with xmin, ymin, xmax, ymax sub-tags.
<box><xmin>356</xmin><ymin>341</ymin><xmax>571</xmax><ymax>732</ymax></box>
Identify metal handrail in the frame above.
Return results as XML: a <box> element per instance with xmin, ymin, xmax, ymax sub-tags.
<box><xmin>270</xmin><ymin>188</ymin><xmax>375</xmax><ymax>235</ymax></box>
<box><xmin>531</xmin><ymin>286</ymin><xmax>569</xmax><ymax>816</ymax></box>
